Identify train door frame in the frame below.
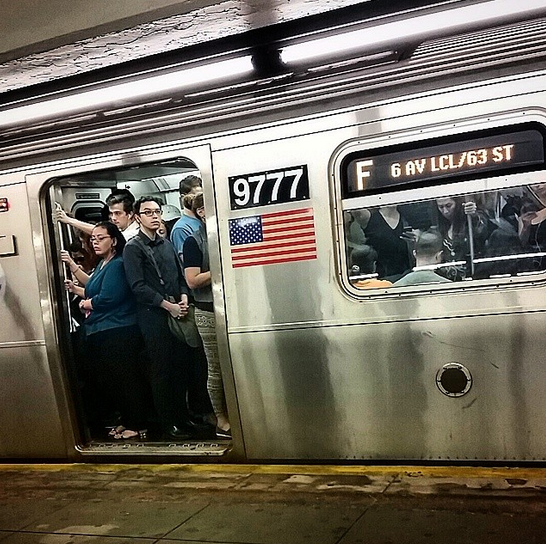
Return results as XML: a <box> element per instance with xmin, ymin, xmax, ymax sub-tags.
<box><xmin>24</xmin><ymin>142</ymin><xmax>243</xmax><ymax>459</ymax></box>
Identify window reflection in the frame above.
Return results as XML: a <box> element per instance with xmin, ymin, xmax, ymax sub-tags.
<box><xmin>344</xmin><ymin>183</ymin><xmax>546</xmax><ymax>290</ymax></box>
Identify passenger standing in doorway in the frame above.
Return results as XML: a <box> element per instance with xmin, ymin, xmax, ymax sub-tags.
<box><xmin>170</xmin><ymin>175</ymin><xmax>203</xmax><ymax>259</ymax></box>
<box><xmin>123</xmin><ymin>196</ymin><xmax>209</xmax><ymax>440</ymax></box>
<box><xmin>66</xmin><ymin>221</ymin><xmax>150</xmax><ymax>439</ymax></box>
<box><xmin>105</xmin><ymin>191</ymin><xmax>139</xmax><ymax>241</ymax></box>
<box><xmin>169</xmin><ymin>177</ymin><xmax>216</xmax><ymax>430</ymax></box>
<box><xmin>183</xmin><ymin>193</ymin><xmax>231</xmax><ymax>438</ymax></box>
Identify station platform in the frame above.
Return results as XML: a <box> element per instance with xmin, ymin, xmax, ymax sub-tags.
<box><xmin>1</xmin><ymin>463</ymin><xmax>546</xmax><ymax>543</ymax></box>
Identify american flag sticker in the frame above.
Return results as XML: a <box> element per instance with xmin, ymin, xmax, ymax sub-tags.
<box><xmin>229</xmin><ymin>208</ymin><xmax>317</xmax><ymax>268</ymax></box>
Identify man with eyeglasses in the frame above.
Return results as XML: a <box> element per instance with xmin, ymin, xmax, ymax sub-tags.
<box><xmin>123</xmin><ymin>196</ymin><xmax>208</xmax><ymax>440</ymax></box>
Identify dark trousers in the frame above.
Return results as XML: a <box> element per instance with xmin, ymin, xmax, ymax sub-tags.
<box><xmin>187</xmin><ymin>341</ymin><xmax>214</xmax><ymax>417</ymax></box>
<box><xmin>84</xmin><ymin>325</ymin><xmax>150</xmax><ymax>430</ymax></box>
<box><xmin>137</xmin><ymin>307</ymin><xmax>192</xmax><ymax>428</ymax></box>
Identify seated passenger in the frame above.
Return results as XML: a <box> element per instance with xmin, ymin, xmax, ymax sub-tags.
<box><xmin>344</xmin><ymin>210</ymin><xmax>370</xmax><ymax>274</ymax></box>
<box><xmin>353</xmin><ymin>205</ymin><xmax>414</xmax><ymax>282</ymax></box>
<box><xmin>519</xmin><ymin>183</ymin><xmax>546</xmax><ymax>250</ymax></box>
<box><xmin>345</xmin><ymin>210</ymin><xmax>368</xmax><ymax>250</ymax></box>
<box><xmin>351</xmin><ymin>246</ymin><xmax>393</xmax><ymax>289</ymax></box>
<box><xmin>394</xmin><ymin>230</ymin><xmax>452</xmax><ymax>287</ymax></box>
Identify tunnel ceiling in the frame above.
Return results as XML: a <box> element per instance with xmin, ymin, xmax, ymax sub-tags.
<box><xmin>0</xmin><ymin>0</ymin><xmax>474</xmax><ymax>96</ymax></box>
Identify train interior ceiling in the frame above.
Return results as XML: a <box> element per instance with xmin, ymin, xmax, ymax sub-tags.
<box><xmin>53</xmin><ymin>159</ymin><xmax>198</xmax><ymax>220</ymax></box>
<box><xmin>50</xmin><ymin>159</ymin><xmax>215</xmax><ymax>451</ymax></box>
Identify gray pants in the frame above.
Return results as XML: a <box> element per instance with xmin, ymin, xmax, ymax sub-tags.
<box><xmin>195</xmin><ymin>307</ymin><xmax>227</xmax><ymax>419</ymax></box>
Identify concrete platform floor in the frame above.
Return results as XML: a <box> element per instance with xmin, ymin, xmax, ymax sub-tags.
<box><xmin>0</xmin><ymin>464</ymin><xmax>546</xmax><ymax>543</ymax></box>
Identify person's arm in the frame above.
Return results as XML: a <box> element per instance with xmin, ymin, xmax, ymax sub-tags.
<box><xmin>464</xmin><ymin>202</ymin><xmax>491</xmax><ymax>245</ymax></box>
<box><xmin>185</xmin><ymin>268</ymin><xmax>211</xmax><ymax>289</ymax></box>
<box><xmin>61</xmin><ymin>250</ymin><xmax>90</xmax><ymax>286</ymax></box>
<box><xmin>64</xmin><ymin>280</ymin><xmax>85</xmax><ymax>299</ymax></box>
<box><xmin>54</xmin><ymin>204</ymin><xmax>94</xmax><ymax>235</ymax></box>
<box><xmin>352</xmin><ymin>209</ymin><xmax>371</xmax><ymax>230</ymax></box>
<box><xmin>123</xmin><ymin>240</ymin><xmax>188</xmax><ymax>319</ymax></box>
<box><xmin>182</xmin><ymin>237</ymin><xmax>211</xmax><ymax>289</ymax></box>
<box><xmin>159</xmin><ymin>297</ymin><xmax>187</xmax><ymax>318</ymax></box>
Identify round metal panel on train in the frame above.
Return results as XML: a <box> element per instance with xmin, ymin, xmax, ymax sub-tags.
<box><xmin>436</xmin><ymin>363</ymin><xmax>472</xmax><ymax>397</ymax></box>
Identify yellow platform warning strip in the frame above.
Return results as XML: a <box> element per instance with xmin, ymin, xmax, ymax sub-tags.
<box><xmin>1</xmin><ymin>463</ymin><xmax>546</xmax><ymax>479</ymax></box>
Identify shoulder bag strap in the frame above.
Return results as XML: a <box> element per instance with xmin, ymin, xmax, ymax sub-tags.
<box><xmin>132</xmin><ymin>236</ymin><xmax>165</xmax><ymax>287</ymax></box>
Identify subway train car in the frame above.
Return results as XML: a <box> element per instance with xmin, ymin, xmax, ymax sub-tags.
<box><xmin>2</xmin><ymin>2</ymin><xmax>546</xmax><ymax>462</ymax></box>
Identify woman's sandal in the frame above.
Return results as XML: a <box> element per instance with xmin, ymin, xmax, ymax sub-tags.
<box><xmin>108</xmin><ymin>425</ymin><xmax>125</xmax><ymax>437</ymax></box>
<box><xmin>114</xmin><ymin>429</ymin><xmax>148</xmax><ymax>440</ymax></box>
<box><xmin>114</xmin><ymin>429</ymin><xmax>137</xmax><ymax>440</ymax></box>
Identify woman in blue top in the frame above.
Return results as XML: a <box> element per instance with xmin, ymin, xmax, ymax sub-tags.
<box><xmin>67</xmin><ymin>221</ymin><xmax>150</xmax><ymax>440</ymax></box>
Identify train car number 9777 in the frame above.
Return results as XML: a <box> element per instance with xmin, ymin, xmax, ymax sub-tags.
<box><xmin>228</xmin><ymin>165</ymin><xmax>310</xmax><ymax>210</ymax></box>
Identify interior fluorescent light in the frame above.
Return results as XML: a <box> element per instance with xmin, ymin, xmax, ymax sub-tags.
<box><xmin>0</xmin><ymin>56</ymin><xmax>253</xmax><ymax>128</ymax></box>
<box><xmin>280</xmin><ymin>0</ymin><xmax>546</xmax><ymax>64</ymax></box>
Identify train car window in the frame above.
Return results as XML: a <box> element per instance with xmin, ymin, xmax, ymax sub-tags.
<box><xmin>73</xmin><ymin>203</ymin><xmax>106</xmax><ymax>223</ymax></box>
<box><xmin>344</xmin><ymin>183</ymin><xmax>546</xmax><ymax>289</ymax></box>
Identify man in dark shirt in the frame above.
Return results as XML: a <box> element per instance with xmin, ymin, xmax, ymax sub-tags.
<box><xmin>123</xmin><ymin>196</ymin><xmax>204</xmax><ymax>440</ymax></box>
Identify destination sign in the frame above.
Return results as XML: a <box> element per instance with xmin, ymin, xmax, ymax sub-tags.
<box><xmin>342</xmin><ymin>124</ymin><xmax>546</xmax><ymax>197</ymax></box>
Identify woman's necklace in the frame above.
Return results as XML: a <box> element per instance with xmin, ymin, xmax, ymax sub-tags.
<box><xmin>100</xmin><ymin>253</ymin><xmax>115</xmax><ymax>269</ymax></box>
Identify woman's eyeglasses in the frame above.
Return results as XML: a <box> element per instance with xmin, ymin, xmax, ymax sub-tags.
<box><xmin>90</xmin><ymin>235</ymin><xmax>112</xmax><ymax>243</ymax></box>
<box><xmin>139</xmin><ymin>209</ymin><xmax>163</xmax><ymax>217</ymax></box>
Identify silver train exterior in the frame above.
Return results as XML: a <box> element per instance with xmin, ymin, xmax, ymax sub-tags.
<box><xmin>1</xmin><ymin>4</ymin><xmax>546</xmax><ymax>462</ymax></box>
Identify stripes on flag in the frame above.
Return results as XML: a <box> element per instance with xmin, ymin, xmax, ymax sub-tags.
<box><xmin>229</xmin><ymin>208</ymin><xmax>317</xmax><ymax>268</ymax></box>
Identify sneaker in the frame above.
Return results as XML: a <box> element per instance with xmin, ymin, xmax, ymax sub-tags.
<box><xmin>216</xmin><ymin>426</ymin><xmax>232</xmax><ymax>439</ymax></box>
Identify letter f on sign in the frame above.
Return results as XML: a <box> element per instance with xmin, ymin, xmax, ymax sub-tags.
<box><xmin>356</xmin><ymin>160</ymin><xmax>374</xmax><ymax>191</ymax></box>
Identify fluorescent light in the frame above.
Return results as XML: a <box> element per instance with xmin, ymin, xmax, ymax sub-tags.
<box><xmin>280</xmin><ymin>0</ymin><xmax>546</xmax><ymax>64</ymax></box>
<box><xmin>0</xmin><ymin>56</ymin><xmax>253</xmax><ymax>128</ymax></box>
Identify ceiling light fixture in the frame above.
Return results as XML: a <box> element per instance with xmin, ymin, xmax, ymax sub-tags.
<box><xmin>0</xmin><ymin>55</ymin><xmax>254</xmax><ymax>128</ymax></box>
<box><xmin>280</xmin><ymin>0</ymin><xmax>546</xmax><ymax>64</ymax></box>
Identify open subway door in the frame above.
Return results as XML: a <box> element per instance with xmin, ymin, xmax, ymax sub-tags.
<box><xmin>24</xmin><ymin>144</ymin><xmax>236</xmax><ymax>458</ymax></box>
